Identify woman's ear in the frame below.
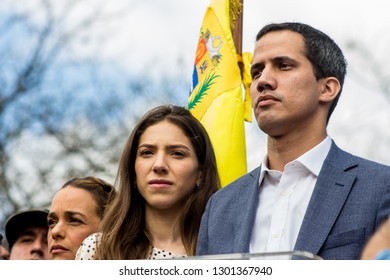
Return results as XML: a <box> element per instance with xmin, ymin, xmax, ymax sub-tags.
<box><xmin>319</xmin><ymin>77</ymin><xmax>341</xmax><ymax>103</ymax></box>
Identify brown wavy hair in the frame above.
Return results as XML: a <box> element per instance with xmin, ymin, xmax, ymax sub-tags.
<box><xmin>95</xmin><ymin>105</ymin><xmax>220</xmax><ymax>259</ymax></box>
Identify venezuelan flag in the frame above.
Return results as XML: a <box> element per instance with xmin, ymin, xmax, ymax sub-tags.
<box><xmin>188</xmin><ymin>0</ymin><xmax>252</xmax><ymax>187</ymax></box>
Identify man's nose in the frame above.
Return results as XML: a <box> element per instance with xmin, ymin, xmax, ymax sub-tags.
<box><xmin>254</xmin><ymin>67</ymin><xmax>276</xmax><ymax>93</ymax></box>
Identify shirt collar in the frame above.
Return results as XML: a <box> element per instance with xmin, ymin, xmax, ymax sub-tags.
<box><xmin>259</xmin><ymin>136</ymin><xmax>332</xmax><ymax>183</ymax></box>
<box><xmin>297</xmin><ymin>136</ymin><xmax>332</xmax><ymax>176</ymax></box>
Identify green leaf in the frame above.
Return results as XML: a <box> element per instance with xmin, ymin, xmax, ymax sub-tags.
<box><xmin>188</xmin><ymin>72</ymin><xmax>220</xmax><ymax>110</ymax></box>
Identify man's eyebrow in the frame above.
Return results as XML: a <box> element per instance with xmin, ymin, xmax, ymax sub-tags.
<box><xmin>18</xmin><ymin>230</ymin><xmax>36</xmax><ymax>237</ymax></box>
<box><xmin>250</xmin><ymin>63</ymin><xmax>264</xmax><ymax>73</ymax></box>
<box><xmin>251</xmin><ymin>62</ymin><xmax>263</xmax><ymax>69</ymax></box>
<box><xmin>272</xmin><ymin>55</ymin><xmax>296</xmax><ymax>63</ymax></box>
<box><xmin>251</xmin><ymin>56</ymin><xmax>297</xmax><ymax>72</ymax></box>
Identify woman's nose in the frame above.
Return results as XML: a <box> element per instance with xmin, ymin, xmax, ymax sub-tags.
<box><xmin>50</xmin><ymin>222</ymin><xmax>65</xmax><ymax>239</ymax></box>
<box><xmin>152</xmin><ymin>154</ymin><xmax>168</xmax><ymax>174</ymax></box>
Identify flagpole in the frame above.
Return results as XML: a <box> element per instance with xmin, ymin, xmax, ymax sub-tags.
<box><xmin>232</xmin><ymin>0</ymin><xmax>244</xmax><ymax>77</ymax></box>
<box><xmin>232</xmin><ymin>0</ymin><xmax>243</xmax><ymax>55</ymax></box>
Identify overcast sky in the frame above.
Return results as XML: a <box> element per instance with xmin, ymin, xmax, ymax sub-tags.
<box><xmin>101</xmin><ymin>0</ymin><xmax>390</xmax><ymax>171</ymax></box>
<box><xmin>7</xmin><ymin>0</ymin><xmax>389</xmax><ymax>171</ymax></box>
<box><xmin>108</xmin><ymin>0</ymin><xmax>390</xmax><ymax>75</ymax></box>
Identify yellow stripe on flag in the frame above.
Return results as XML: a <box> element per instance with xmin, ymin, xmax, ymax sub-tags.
<box><xmin>188</xmin><ymin>0</ymin><xmax>252</xmax><ymax>187</ymax></box>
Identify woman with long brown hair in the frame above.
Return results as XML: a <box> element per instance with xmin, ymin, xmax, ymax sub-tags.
<box><xmin>76</xmin><ymin>104</ymin><xmax>220</xmax><ymax>259</ymax></box>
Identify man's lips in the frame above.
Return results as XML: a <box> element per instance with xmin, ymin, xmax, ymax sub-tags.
<box><xmin>256</xmin><ymin>94</ymin><xmax>279</xmax><ymax>107</ymax></box>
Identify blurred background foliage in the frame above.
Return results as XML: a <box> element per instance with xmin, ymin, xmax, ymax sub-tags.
<box><xmin>1</xmin><ymin>0</ymin><xmax>390</xmax><ymax>238</ymax></box>
<box><xmin>0</xmin><ymin>0</ymin><xmax>189</xmax><ymax>230</ymax></box>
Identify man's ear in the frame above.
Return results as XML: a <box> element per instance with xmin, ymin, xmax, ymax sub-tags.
<box><xmin>319</xmin><ymin>77</ymin><xmax>341</xmax><ymax>103</ymax></box>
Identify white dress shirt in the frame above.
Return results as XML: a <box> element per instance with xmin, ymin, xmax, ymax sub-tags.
<box><xmin>249</xmin><ymin>136</ymin><xmax>332</xmax><ymax>256</ymax></box>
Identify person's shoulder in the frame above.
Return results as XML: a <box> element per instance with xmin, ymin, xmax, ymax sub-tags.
<box><xmin>354</xmin><ymin>154</ymin><xmax>390</xmax><ymax>170</ymax></box>
<box><xmin>82</xmin><ymin>232</ymin><xmax>101</xmax><ymax>243</ymax></box>
<box><xmin>231</xmin><ymin>167</ymin><xmax>261</xmax><ymax>184</ymax></box>
<box><xmin>75</xmin><ymin>232</ymin><xmax>101</xmax><ymax>260</ymax></box>
<box><xmin>214</xmin><ymin>167</ymin><xmax>261</xmax><ymax>195</ymax></box>
<box><xmin>344</xmin><ymin>150</ymin><xmax>390</xmax><ymax>172</ymax></box>
<box><xmin>329</xmin><ymin>142</ymin><xmax>390</xmax><ymax>172</ymax></box>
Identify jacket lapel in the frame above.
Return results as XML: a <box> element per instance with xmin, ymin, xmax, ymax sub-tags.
<box><xmin>294</xmin><ymin>142</ymin><xmax>357</xmax><ymax>254</ymax></box>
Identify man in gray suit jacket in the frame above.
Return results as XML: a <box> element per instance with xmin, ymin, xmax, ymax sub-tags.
<box><xmin>196</xmin><ymin>22</ymin><xmax>390</xmax><ymax>260</ymax></box>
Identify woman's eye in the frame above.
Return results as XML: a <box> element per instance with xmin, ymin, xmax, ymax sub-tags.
<box><xmin>171</xmin><ymin>151</ymin><xmax>185</xmax><ymax>157</ymax></box>
<box><xmin>140</xmin><ymin>150</ymin><xmax>153</xmax><ymax>156</ymax></box>
<box><xmin>69</xmin><ymin>218</ymin><xmax>83</xmax><ymax>224</ymax></box>
<box><xmin>47</xmin><ymin>219</ymin><xmax>57</xmax><ymax>228</ymax></box>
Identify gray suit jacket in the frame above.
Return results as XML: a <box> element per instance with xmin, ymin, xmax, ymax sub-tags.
<box><xmin>197</xmin><ymin>141</ymin><xmax>390</xmax><ymax>259</ymax></box>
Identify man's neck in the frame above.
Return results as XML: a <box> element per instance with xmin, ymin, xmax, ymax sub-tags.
<box><xmin>267</xmin><ymin>131</ymin><xmax>328</xmax><ymax>171</ymax></box>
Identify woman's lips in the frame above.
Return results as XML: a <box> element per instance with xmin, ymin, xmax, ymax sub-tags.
<box><xmin>148</xmin><ymin>179</ymin><xmax>173</xmax><ymax>189</ymax></box>
<box><xmin>50</xmin><ymin>244</ymin><xmax>68</xmax><ymax>254</ymax></box>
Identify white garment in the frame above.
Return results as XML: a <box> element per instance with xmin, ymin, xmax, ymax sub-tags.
<box><xmin>75</xmin><ymin>232</ymin><xmax>187</xmax><ymax>260</ymax></box>
<box><xmin>249</xmin><ymin>136</ymin><xmax>332</xmax><ymax>256</ymax></box>
<box><xmin>75</xmin><ymin>232</ymin><xmax>100</xmax><ymax>260</ymax></box>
